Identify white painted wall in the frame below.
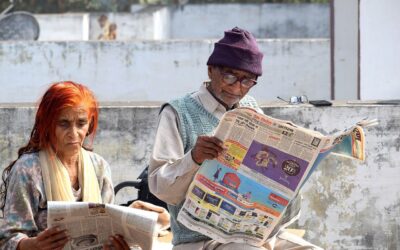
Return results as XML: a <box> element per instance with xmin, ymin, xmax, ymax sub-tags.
<box><xmin>33</xmin><ymin>4</ymin><xmax>329</xmax><ymax>41</ymax></box>
<box><xmin>153</xmin><ymin>7</ymin><xmax>171</xmax><ymax>40</ymax></box>
<box><xmin>0</xmin><ymin>40</ymin><xmax>330</xmax><ymax>103</ymax></box>
<box><xmin>36</xmin><ymin>13</ymin><xmax>87</xmax><ymax>41</ymax></box>
<box><xmin>88</xmin><ymin>12</ymin><xmax>155</xmax><ymax>40</ymax></box>
<box><xmin>170</xmin><ymin>4</ymin><xmax>330</xmax><ymax>39</ymax></box>
<box><xmin>332</xmin><ymin>0</ymin><xmax>359</xmax><ymax>100</ymax></box>
<box><xmin>360</xmin><ymin>0</ymin><xmax>400</xmax><ymax>100</ymax></box>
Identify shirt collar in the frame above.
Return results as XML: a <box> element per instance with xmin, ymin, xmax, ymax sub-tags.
<box><xmin>197</xmin><ymin>83</ymin><xmax>227</xmax><ymax>114</ymax></box>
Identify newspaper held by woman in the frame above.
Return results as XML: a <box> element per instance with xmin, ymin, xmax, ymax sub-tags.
<box><xmin>47</xmin><ymin>201</ymin><xmax>158</xmax><ymax>250</ymax></box>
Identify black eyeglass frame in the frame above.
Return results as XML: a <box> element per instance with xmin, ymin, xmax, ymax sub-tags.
<box><xmin>217</xmin><ymin>67</ymin><xmax>258</xmax><ymax>88</ymax></box>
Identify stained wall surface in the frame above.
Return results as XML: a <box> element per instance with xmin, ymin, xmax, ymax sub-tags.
<box><xmin>34</xmin><ymin>4</ymin><xmax>329</xmax><ymax>41</ymax></box>
<box><xmin>0</xmin><ymin>40</ymin><xmax>330</xmax><ymax>103</ymax></box>
<box><xmin>0</xmin><ymin>103</ymin><xmax>399</xmax><ymax>249</ymax></box>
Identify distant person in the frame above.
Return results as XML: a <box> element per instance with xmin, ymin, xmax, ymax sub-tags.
<box><xmin>108</xmin><ymin>23</ymin><xmax>117</xmax><ymax>40</ymax></box>
<box><xmin>0</xmin><ymin>81</ymin><xmax>129</xmax><ymax>249</ymax></box>
<box><xmin>97</xmin><ymin>14</ymin><xmax>110</xmax><ymax>40</ymax></box>
<box><xmin>149</xmin><ymin>27</ymin><xmax>322</xmax><ymax>249</ymax></box>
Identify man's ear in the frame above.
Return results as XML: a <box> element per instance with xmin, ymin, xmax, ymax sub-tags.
<box><xmin>207</xmin><ymin>66</ymin><xmax>213</xmax><ymax>79</ymax></box>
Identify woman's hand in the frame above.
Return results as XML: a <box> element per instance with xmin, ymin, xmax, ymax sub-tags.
<box><xmin>18</xmin><ymin>227</ymin><xmax>69</xmax><ymax>250</ymax></box>
<box><xmin>103</xmin><ymin>234</ymin><xmax>130</xmax><ymax>250</ymax></box>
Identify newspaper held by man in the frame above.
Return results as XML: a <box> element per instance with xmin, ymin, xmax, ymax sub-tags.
<box><xmin>177</xmin><ymin>107</ymin><xmax>374</xmax><ymax>246</ymax></box>
<box><xmin>47</xmin><ymin>201</ymin><xmax>158</xmax><ymax>250</ymax></box>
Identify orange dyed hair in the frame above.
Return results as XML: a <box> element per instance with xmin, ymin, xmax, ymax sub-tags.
<box><xmin>34</xmin><ymin>81</ymin><xmax>99</xmax><ymax>150</ymax></box>
<box><xmin>1</xmin><ymin>81</ymin><xmax>99</xmax><ymax>210</ymax></box>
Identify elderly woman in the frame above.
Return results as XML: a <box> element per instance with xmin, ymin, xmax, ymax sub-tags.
<box><xmin>0</xmin><ymin>81</ymin><xmax>129</xmax><ymax>250</ymax></box>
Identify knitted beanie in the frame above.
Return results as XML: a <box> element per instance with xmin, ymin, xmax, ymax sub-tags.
<box><xmin>207</xmin><ymin>27</ymin><xmax>263</xmax><ymax>76</ymax></box>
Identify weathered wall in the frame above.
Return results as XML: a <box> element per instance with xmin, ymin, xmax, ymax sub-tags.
<box><xmin>169</xmin><ymin>3</ymin><xmax>329</xmax><ymax>39</ymax></box>
<box><xmin>33</xmin><ymin>4</ymin><xmax>329</xmax><ymax>41</ymax></box>
<box><xmin>36</xmin><ymin>13</ymin><xmax>89</xmax><ymax>41</ymax></box>
<box><xmin>264</xmin><ymin>104</ymin><xmax>400</xmax><ymax>249</ymax></box>
<box><xmin>0</xmin><ymin>40</ymin><xmax>330</xmax><ymax>103</ymax></box>
<box><xmin>360</xmin><ymin>0</ymin><xmax>400</xmax><ymax>100</ymax></box>
<box><xmin>0</xmin><ymin>103</ymin><xmax>399</xmax><ymax>249</ymax></box>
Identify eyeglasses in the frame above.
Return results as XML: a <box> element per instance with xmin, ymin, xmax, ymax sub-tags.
<box><xmin>277</xmin><ymin>95</ymin><xmax>309</xmax><ymax>104</ymax></box>
<box><xmin>218</xmin><ymin>68</ymin><xmax>257</xmax><ymax>88</ymax></box>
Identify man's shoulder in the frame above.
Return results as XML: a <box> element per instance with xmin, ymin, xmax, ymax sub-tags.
<box><xmin>240</xmin><ymin>95</ymin><xmax>259</xmax><ymax>106</ymax></box>
<box><xmin>168</xmin><ymin>93</ymin><xmax>194</xmax><ymax>105</ymax></box>
<box><xmin>163</xmin><ymin>93</ymin><xmax>197</xmax><ymax>111</ymax></box>
<box><xmin>240</xmin><ymin>94</ymin><xmax>258</xmax><ymax>103</ymax></box>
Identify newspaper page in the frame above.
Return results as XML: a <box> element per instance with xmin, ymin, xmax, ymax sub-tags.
<box><xmin>47</xmin><ymin>201</ymin><xmax>158</xmax><ymax>250</ymax></box>
<box><xmin>177</xmin><ymin>107</ymin><xmax>373</xmax><ymax>246</ymax></box>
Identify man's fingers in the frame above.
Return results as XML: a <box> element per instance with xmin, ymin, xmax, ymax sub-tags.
<box><xmin>195</xmin><ymin>138</ymin><xmax>224</xmax><ymax>154</ymax></box>
<box><xmin>196</xmin><ymin>152</ymin><xmax>219</xmax><ymax>161</ymax></box>
<box><xmin>198</xmin><ymin>147</ymin><xmax>221</xmax><ymax>158</ymax></box>
<box><xmin>192</xmin><ymin>136</ymin><xmax>225</xmax><ymax>164</ymax></box>
<box><xmin>198</xmin><ymin>136</ymin><xmax>223</xmax><ymax>148</ymax></box>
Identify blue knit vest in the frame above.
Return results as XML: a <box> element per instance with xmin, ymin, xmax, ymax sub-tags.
<box><xmin>166</xmin><ymin>94</ymin><xmax>301</xmax><ymax>246</ymax></box>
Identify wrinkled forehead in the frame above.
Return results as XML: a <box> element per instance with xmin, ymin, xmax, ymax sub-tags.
<box><xmin>58</xmin><ymin>106</ymin><xmax>89</xmax><ymax>120</ymax></box>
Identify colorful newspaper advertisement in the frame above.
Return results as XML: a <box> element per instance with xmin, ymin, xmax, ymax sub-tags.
<box><xmin>47</xmin><ymin>201</ymin><xmax>158</xmax><ymax>250</ymax></box>
<box><xmin>177</xmin><ymin>108</ymin><xmax>373</xmax><ymax>246</ymax></box>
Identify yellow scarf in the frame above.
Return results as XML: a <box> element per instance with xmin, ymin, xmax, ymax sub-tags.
<box><xmin>39</xmin><ymin>148</ymin><xmax>102</xmax><ymax>203</ymax></box>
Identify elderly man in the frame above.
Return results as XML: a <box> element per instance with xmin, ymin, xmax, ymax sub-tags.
<box><xmin>149</xmin><ymin>27</ymin><xmax>321</xmax><ymax>250</ymax></box>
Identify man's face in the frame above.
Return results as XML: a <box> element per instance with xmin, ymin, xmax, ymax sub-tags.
<box><xmin>208</xmin><ymin>66</ymin><xmax>257</xmax><ymax>108</ymax></box>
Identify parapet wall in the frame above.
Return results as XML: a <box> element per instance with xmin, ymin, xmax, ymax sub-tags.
<box><xmin>0</xmin><ymin>39</ymin><xmax>330</xmax><ymax>103</ymax></box>
<box><xmin>0</xmin><ymin>103</ymin><xmax>399</xmax><ymax>249</ymax></box>
<box><xmin>34</xmin><ymin>4</ymin><xmax>329</xmax><ymax>41</ymax></box>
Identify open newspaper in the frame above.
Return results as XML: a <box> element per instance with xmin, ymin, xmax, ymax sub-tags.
<box><xmin>47</xmin><ymin>201</ymin><xmax>158</xmax><ymax>250</ymax></box>
<box><xmin>177</xmin><ymin>107</ymin><xmax>376</xmax><ymax>246</ymax></box>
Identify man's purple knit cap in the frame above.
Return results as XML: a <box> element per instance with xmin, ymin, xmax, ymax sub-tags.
<box><xmin>207</xmin><ymin>27</ymin><xmax>264</xmax><ymax>76</ymax></box>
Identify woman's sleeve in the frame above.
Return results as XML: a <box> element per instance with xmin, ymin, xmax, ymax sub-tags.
<box><xmin>0</xmin><ymin>157</ymin><xmax>43</xmax><ymax>249</ymax></box>
<box><xmin>101</xmin><ymin>159</ymin><xmax>115</xmax><ymax>204</ymax></box>
<box><xmin>92</xmin><ymin>153</ymin><xmax>115</xmax><ymax>204</ymax></box>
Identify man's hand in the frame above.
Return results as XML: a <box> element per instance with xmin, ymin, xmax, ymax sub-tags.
<box><xmin>18</xmin><ymin>227</ymin><xmax>69</xmax><ymax>250</ymax></box>
<box><xmin>130</xmin><ymin>200</ymin><xmax>170</xmax><ymax>230</ymax></box>
<box><xmin>191</xmin><ymin>135</ymin><xmax>224</xmax><ymax>165</ymax></box>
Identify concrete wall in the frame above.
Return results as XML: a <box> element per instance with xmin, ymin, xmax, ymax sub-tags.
<box><xmin>332</xmin><ymin>0</ymin><xmax>359</xmax><ymax>100</ymax></box>
<box><xmin>264</xmin><ymin>104</ymin><xmax>400</xmax><ymax>249</ymax></box>
<box><xmin>169</xmin><ymin>3</ymin><xmax>329</xmax><ymax>39</ymax></box>
<box><xmin>89</xmin><ymin>13</ymin><xmax>153</xmax><ymax>40</ymax></box>
<box><xmin>36</xmin><ymin>13</ymin><xmax>89</xmax><ymax>41</ymax></box>
<box><xmin>0</xmin><ymin>103</ymin><xmax>399</xmax><ymax>249</ymax></box>
<box><xmin>360</xmin><ymin>0</ymin><xmax>400</xmax><ymax>100</ymax></box>
<box><xmin>34</xmin><ymin>4</ymin><xmax>329</xmax><ymax>41</ymax></box>
<box><xmin>0</xmin><ymin>39</ymin><xmax>330</xmax><ymax>103</ymax></box>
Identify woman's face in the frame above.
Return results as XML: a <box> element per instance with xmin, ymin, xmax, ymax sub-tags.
<box><xmin>53</xmin><ymin>106</ymin><xmax>90</xmax><ymax>160</ymax></box>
